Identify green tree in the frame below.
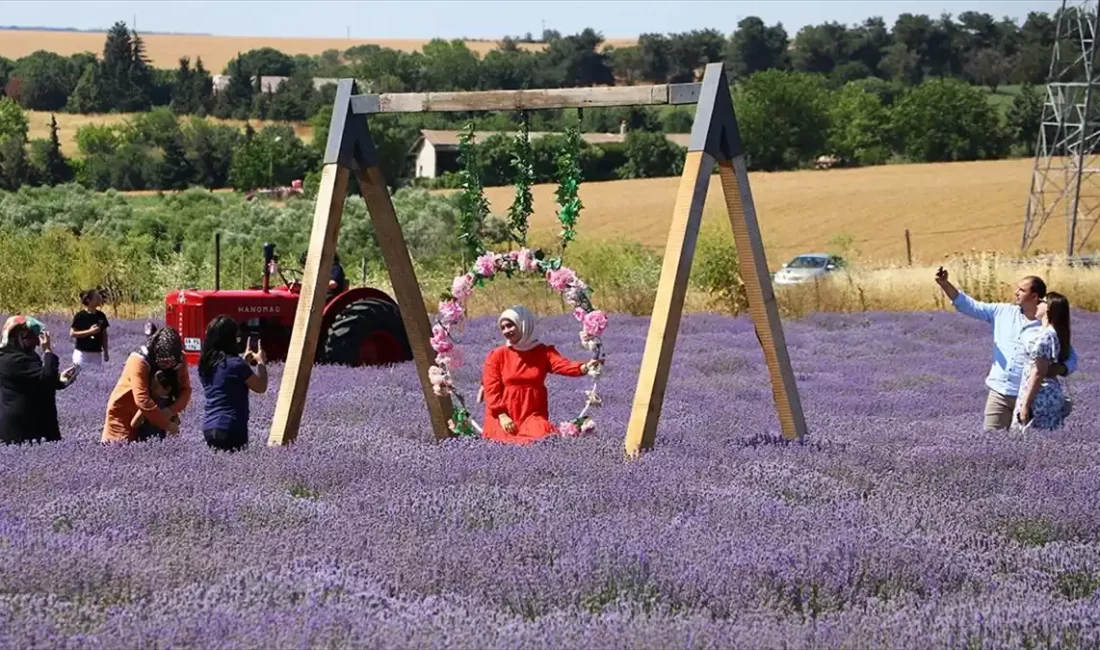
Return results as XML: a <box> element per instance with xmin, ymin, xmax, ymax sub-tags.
<box><xmin>726</xmin><ymin>17</ymin><xmax>790</xmax><ymax>79</ymax></box>
<box><xmin>0</xmin><ymin>97</ymin><xmax>28</xmax><ymax>143</ymax></box>
<box><xmin>9</xmin><ymin>50</ymin><xmax>77</xmax><ymax>110</ymax></box>
<box><xmin>620</xmin><ymin>131</ymin><xmax>686</xmax><ymax>178</ymax></box>
<box><xmin>182</xmin><ymin>117</ymin><xmax>239</xmax><ymax>188</ymax></box>
<box><xmin>421</xmin><ymin>39</ymin><xmax>481</xmax><ymax>91</ymax></box>
<box><xmin>891</xmin><ymin>77</ymin><xmax>1008</xmax><ymax>162</ymax></box>
<box><xmin>36</xmin><ymin>114</ymin><xmax>74</xmax><ymax>185</ymax></box>
<box><xmin>1007</xmin><ymin>83</ymin><xmax>1043</xmax><ymax>155</ymax></box>
<box><xmin>225</xmin><ymin>47</ymin><xmax>297</xmax><ymax>77</ymax></box>
<box><xmin>267</xmin><ymin>72</ymin><xmax>319</xmax><ymax>121</ymax></box>
<box><xmin>0</xmin><ymin>135</ymin><xmax>31</xmax><ymax>190</ymax></box>
<box><xmin>826</xmin><ymin>82</ymin><xmax>891</xmax><ymax>166</ymax></box>
<box><xmin>192</xmin><ymin>57</ymin><xmax>214</xmax><ymax>115</ymax></box>
<box><xmin>213</xmin><ymin>55</ymin><xmax>253</xmax><ymax>119</ymax></box>
<box><xmin>67</xmin><ymin>62</ymin><xmax>107</xmax><ymax>113</ymax></box>
<box><xmin>158</xmin><ymin>135</ymin><xmax>194</xmax><ymax>190</ymax></box>
<box><xmin>733</xmin><ymin>69</ymin><xmax>832</xmax><ymax>170</ymax></box>
<box><xmin>170</xmin><ymin>57</ymin><xmax>197</xmax><ymax>115</ymax></box>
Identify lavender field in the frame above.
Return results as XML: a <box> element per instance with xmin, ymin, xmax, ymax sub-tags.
<box><xmin>1</xmin><ymin>310</ymin><xmax>1099</xmax><ymax>649</ymax></box>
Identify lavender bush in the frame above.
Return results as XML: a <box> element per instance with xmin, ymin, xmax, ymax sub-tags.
<box><xmin>1</xmin><ymin>311</ymin><xmax>1098</xmax><ymax>649</ymax></box>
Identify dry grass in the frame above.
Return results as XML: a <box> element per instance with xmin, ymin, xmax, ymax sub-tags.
<box><xmin>0</xmin><ymin>29</ymin><xmax>637</xmax><ymax>72</ymax></box>
<box><xmin>25</xmin><ymin>110</ymin><xmax>314</xmax><ymax>158</ymax></box>
<box><xmin>461</xmin><ymin>157</ymin><xmax>1072</xmax><ymax>269</ymax></box>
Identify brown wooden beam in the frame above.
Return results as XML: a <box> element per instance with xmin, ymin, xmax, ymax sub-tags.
<box><xmin>352</xmin><ymin>166</ymin><xmax>454</xmax><ymax>441</ymax></box>
<box><xmin>349</xmin><ymin>83</ymin><xmax>701</xmax><ymax>114</ymax></box>
<box><xmin>623</xmin><ymin>150</ymin><xmax>714</xmax><ymax>457</ymax></box>
<box><xmin>718</xmin><ymin>160</ymin><xmax>806</xmax><ymax>441</ymax></box>
<box><xmin>268</xmin><ymin>163</ymin><xmax>348</xmax><ymax>446</ymax></box>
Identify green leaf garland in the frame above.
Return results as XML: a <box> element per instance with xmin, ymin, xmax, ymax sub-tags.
<box><xmin>554</xmin><ymin>126</ymin><xmax>584</xmax><ymax>253</ymax></box>
<box><xmin>506</xmin><ymin>115</ymin><xmax>534</xmax><ymax>248</ymax></box>
<box><xmin>456</xmin><ymin>123</ymin><xmax>489</xmax><ymax>265</ymax></box>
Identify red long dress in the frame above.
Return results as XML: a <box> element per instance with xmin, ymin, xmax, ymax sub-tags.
<box><xmin>480</xmin><ymin>343</ymin><xmax>586</xmax><ymax>445</ymax></box>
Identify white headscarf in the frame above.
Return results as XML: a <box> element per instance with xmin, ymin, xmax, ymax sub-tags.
<box><xmin>499</xmin><ymin>305</ymin><xmax>540</xmax><ymax>351</ymax></box>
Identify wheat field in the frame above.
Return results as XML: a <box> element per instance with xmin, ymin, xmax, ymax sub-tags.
<box><xmin>472</xmin><ymin>158</ymin><xmax>1075</xmax><ymax>266</ymax></box>
<box><xmin>0</xmin><ymin>29</ymin><xmax>637</xmax><ymax>72</ymax></box>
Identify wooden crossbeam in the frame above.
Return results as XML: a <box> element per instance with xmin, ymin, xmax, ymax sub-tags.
<box><xmin>349</xmin><ymin>82</ymin><xmax>702</xmax><ymax>114</ymax></box>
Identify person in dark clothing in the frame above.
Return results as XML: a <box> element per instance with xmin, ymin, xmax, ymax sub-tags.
<box><xmin>0</xmin><ymin>316</ymin><xmax>78</xmax><ymax>445</ymax></box>
<box><xmin>198</xmin><ymin>316</ymin><xmax>268</xmax><ymax>452</ymax></box>
<box><xmin>70</xmin><ymin>288</ymin><xmax>110</xmax><ymax>367</ymax></box>
<box><xmin>299</xmin><ymin>251</ymin><xmax>349</xmax><ymax>296</ymax></box>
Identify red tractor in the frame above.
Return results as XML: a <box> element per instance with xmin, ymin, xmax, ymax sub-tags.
<box><xmin>165</xmin><ymin>243</ymin><xmax>413</xmax><ymax>367</ymax></box>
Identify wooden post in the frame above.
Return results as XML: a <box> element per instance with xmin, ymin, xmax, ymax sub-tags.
<box><xmin>624</xmin><ymin>63</ymin><xmax>806</xmax><ymax>457</ymax></box>
<box><xmin>623</xmin><ymin>151</ymin><xmax>714</xmax><ymax>456</ymax></box>
<box><xmin>718</xmin><ymin>159</ymin><xmax>806</xmax><ymax>442</ymax></box>
<box><xmin>905</xmin><ymin>229</ymin><xmax>912</xmax><ymax>266</ymax></box>
<box><xmin>354</xmin><ymin>167</ymin><xmax>453</xmax><ymax>441</ymax></box>
<box><xmin>360</xmin><ymin>256</ymin><xmax>367</xmax><ymax>287</ymax></box>
<box><xmin>268</xmin><ymin>164</ymin><xmax>349</xmax><ymax>446</ymax></box>
<box><xmin>267</xmin><ymin>79</ymin><xmax>452</xmax><ymax>446</ymax></box>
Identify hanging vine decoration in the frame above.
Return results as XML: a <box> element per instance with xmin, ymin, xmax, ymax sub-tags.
<box><xmin>456</xmin><ymin>123</ymin><xmax>489</xmax><ymax>266</ymax></box>
<box><xmin>506</xmin><ymin>112</ymin><xmax>534</xmax><ymax>248</ymax></box>
<box><xmin>553</xmin><ymin>126</ymin><xmax>584</xmax><ymax>253</ymax></box>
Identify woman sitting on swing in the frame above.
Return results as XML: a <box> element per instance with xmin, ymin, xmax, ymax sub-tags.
<box><xmin>480</xmin><ymin>305</ymin><xmax>601</xmax><ymax>445</ymax></box>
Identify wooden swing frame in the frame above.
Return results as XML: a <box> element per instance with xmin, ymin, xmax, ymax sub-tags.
<box><xmin>266</xmin><ymin>62</ymin><xmax>807</xmax><ymax>453</ymax></box>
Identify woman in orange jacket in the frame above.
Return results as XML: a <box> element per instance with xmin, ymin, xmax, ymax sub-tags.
<box><xmin>102</xmin><ymin>325</ymin><xmax>192</xmax><ymax>443</ymax></box>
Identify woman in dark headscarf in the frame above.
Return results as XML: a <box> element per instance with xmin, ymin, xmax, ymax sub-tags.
<box><xmin>102</xmin><ymin>324</ymin><xmax>192</xmax><ymax>443</ymax></box>
<box><xmin>0</xmin><ymin>316</ymin><xmax>79</xmax><ymax>445</ymax></box>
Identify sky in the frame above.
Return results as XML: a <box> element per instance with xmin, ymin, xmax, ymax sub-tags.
<box><xmin>0</xmin><ymin>1</ymin><xmax>1065</xmax><ymax>39</ymax></box>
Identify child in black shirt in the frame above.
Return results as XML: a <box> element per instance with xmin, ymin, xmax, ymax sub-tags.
<box><xmin>70</xmin><ymin>289</ymin><xmax>110</xmax><ymax>367</ymax></box>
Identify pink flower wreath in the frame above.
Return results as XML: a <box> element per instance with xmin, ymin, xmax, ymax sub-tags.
<box><xmin>427</xmin><ymin>248</ymin><xmax>607</xmax><ymax>438</ymax></box>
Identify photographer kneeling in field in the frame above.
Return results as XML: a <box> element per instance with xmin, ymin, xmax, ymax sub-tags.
<box><xmin>102</xmin><ymin>325</ymin><xmax>192</xmax><ymax>443</ymax></box>
<box><xmin>935</xmin><ymin>268</ymin><xmax>1079</xmax><ymax>431</ymax></box>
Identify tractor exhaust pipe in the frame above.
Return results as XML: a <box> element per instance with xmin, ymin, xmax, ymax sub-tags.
<box><xmin>214</xmin><ymin>232</ymin><xmax>221</xmax><ymax>291</ymax></box>
<box><xmin>262</xmin><ymin>242</ymin><xmax>276</xmax><ymax>293</ymax></box>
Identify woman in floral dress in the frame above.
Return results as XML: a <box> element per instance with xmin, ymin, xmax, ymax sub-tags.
<box><xmin>1013</xmin><ymin>292</ymin><xmax>1072</xmax><ymax>431</ymax></box>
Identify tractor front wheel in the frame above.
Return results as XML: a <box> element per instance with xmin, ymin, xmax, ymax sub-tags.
<box><xmin>323</xmin><ymin>298</ymin><xmax>413</xmax><ymax>367</ymax></box>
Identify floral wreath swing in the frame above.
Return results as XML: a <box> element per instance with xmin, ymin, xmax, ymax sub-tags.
<box><xmin>427</xmin><ymin>118</ymin><xmax>607</xmax><ymax>439</ymax></box>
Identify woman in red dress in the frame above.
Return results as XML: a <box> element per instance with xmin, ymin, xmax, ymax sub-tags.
<box><xmin>480</xmin><ymin>306</ymin><xmax>601</xmax><ymax>445</ymax></box>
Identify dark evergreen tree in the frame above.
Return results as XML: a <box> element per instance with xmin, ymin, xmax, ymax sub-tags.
<box><xmin>158</xmin><ymin>135</ymin><xmax>194</xmax><ymax>190</ymax></box>
<box><xmin>40</xmin><ymin>114</ymin><xmax>73</xmax><ymax>185</ymax></box>
<box><xmin>170</xmin><ymin>56</ymin><xmax>196</xmax><ymax>115</ymax></box>
<box><xmin>192</xmin><ymin>57</ymin><xmax>214</xmax><ymax>115</ymax></box>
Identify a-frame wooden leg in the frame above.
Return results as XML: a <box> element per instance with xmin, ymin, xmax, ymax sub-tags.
<box><xmin>354</xmin><ymin>166</ymin><xmax>453</xmax><ymax>442</ymax></box>
<box><xmin>718</xmin><ymin>160</ymin><xmax>806</xmax><ymax>441</ymax></box>
<box><xmin>268</xmin><ymin>163</ymin><xmax>349</xmax><ymax>446</ymax></box>
<box><xmin>623</xmin><ymin>150</ymin><xmax>715</xmax><ymax>457</ymax></box>
<box><xmin>623</xmin><ymin>62</ymin><xmax>806</xmax><ymax>457</ymax></box>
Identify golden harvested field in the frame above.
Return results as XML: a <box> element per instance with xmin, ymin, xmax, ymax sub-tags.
<box><xmin>0</xmin><ymin>29</ymin><xmax>637</xmax><ymax>72</ymax></box>
<box><xmin>26</xmin><ymin>111</ymin><xmax>314</xmax><ymax>157</ymax></box>
<box><xmin>473</xmin><ymin>158</ymin><xmax>1071</xmax><ymax>267</ymax></box>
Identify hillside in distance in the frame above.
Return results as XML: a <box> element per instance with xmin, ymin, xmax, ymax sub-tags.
<box><xmin>0</xmin><ymin>28</ymin><xmax>637</xmax><ymax>71</ymax></box>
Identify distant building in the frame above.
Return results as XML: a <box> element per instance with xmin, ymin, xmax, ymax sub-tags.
<box><xmin>409</xmin><ymin>128</ymin><xmax>692</xmax><ymax>179</ymax></box>
<box><xmin>210</xmin><ymin>75</ymin><xmax>339</xmax><ymax>94</ymax></box>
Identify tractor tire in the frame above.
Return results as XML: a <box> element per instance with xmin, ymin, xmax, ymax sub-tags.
<box><xmin>323</xmin><ymin>298</ymin><xmax>413</xmax><ymax>367</ymax></box>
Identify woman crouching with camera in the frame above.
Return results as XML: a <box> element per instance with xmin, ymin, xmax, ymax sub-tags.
<box><xmin>198</xmin><ymin>316</ymin><xmax>268</xmax><ymax>452</ymax></box>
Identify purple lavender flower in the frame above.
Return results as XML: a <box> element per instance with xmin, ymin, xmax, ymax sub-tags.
<box><xmin>0</xmin><ymin>309</ymin><xmax>1097</xmax><ymax>648</ymax></box>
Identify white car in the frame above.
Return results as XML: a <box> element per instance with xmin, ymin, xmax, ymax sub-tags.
<box><xmin>772</xmin><ymin>253</ymin><xmax>845</xmax><ymax>285</ymax></box>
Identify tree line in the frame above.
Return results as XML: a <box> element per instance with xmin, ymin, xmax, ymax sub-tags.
<box><xmin>0</xmin><ymin>10</ymin><xmax>1066</xmax><ymax>118</ymax></box>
